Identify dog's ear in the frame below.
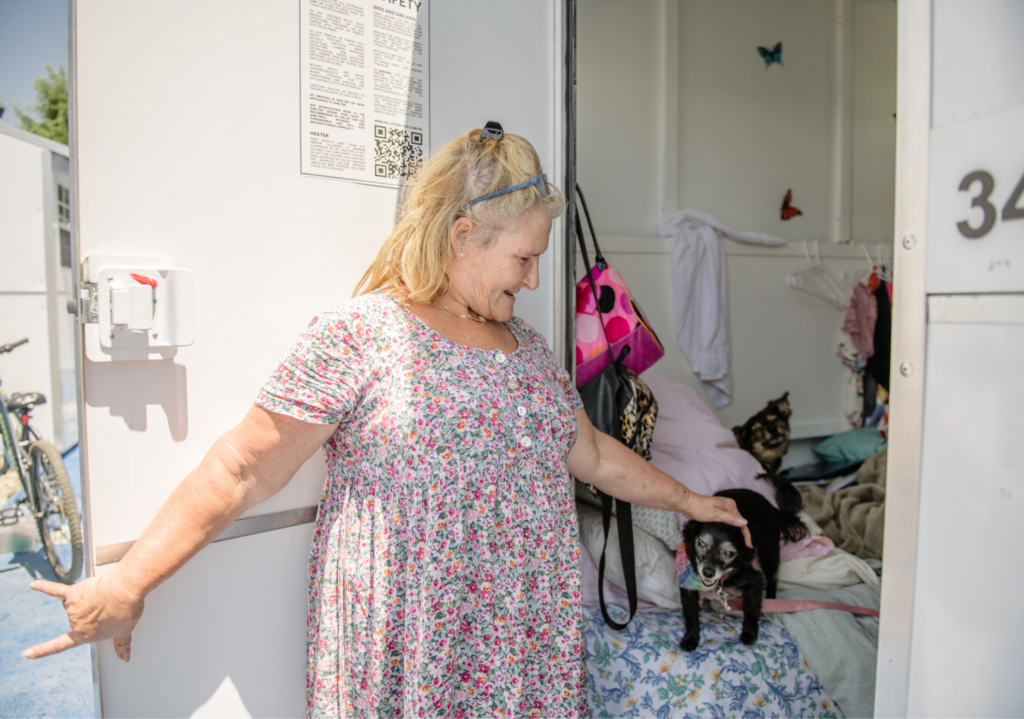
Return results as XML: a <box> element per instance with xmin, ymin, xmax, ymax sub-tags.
<box><xmin>771</xmin><ymin>392</ymin><xmax>792</xmax><ymax>419</ymax></box>
<box><xmin>682</xmin><ymin>519</ymin><xmax>703</xmax><ymax>545</ymax></box>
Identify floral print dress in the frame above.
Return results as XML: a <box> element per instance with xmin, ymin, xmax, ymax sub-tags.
<box><xmin>256</xmin><ymin>292</ymin><xmax>588</xmax><ymax>718</ymax></box>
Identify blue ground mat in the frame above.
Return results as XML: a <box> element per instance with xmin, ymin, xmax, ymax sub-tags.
<box><xmin>0</xmin><ymin>445</ymin><xmax>95</xmax><ymax>718</ymax></box>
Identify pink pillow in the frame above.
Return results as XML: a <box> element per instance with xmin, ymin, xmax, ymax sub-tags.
<box><xmin>640</xmin><ymin>371</ymin><xmax>777</xmax><ymax>515</ymax></box>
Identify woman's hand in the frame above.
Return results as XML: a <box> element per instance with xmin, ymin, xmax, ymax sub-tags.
<box><xmin>677</xmin><ymin>492</ymin><xmax>753</xmax><ymax>549</ymax></box>
<box><xmin>568</xmin><ymin>408</ymin><xmax>752</xmax><ymax>547</ymax></box>
<box><xmin>24</xmin><ymin>574</ymin><xmax>143</xmax><ymax>662</ymax></box>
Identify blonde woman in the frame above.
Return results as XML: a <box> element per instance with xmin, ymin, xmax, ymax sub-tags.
<box><xmin>26</xmin><ymin>125</ymin><xmax>748</xmax><ymax>718</ymax></box>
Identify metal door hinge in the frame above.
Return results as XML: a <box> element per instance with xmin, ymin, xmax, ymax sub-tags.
<box><xmin>78</xmin><ymin>282</ymin><xmax>98</xmax><ymax>323</ymax></box>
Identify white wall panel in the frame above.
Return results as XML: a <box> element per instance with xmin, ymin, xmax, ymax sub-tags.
<box><xmin>850</xmin><ymin>0</ymin><xmax>897</xmax><ymax>245</ymax></box>
<box><xmin>576</xmin><ymin>0</ymin><xmax>664</xmax><ymax>237</ymax></box>
<box><xmin>675</xmin><ymin>0</ymin><xmax>838</xmax><ymax>242</ymax></box>
<box><xmin>97</xmin><ymin>524</ymin><xmax>314</xmax><ymax>718</ymax></box>
<box><xmin>907</xmin><ymin>321</ymin><xmax>1024</xmax><ymax>716</ymax></box>
<box><xmin>932</xmin><ymin>0</ymin><xmax>1024</xmax><ymax>129</ymax></box>
<box><xmin>576</xmin><ymin>0</ymin><xmax>896</xmax><ymax>244</ymax></box>
<box><xmin>0</xmin><ymin>134</ymin><xmax>47</xmax><ymax>293</ymax></box>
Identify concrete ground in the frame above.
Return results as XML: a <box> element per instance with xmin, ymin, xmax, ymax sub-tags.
<box><xmin>0</xmin><ymin>446</ymin><xmax>96</xmax><ymax>718</ymax></box>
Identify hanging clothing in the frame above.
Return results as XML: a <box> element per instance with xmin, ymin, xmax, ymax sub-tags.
<box><xmin>865</xmin><ymin>283</ymin><xmax>892</xmax><ymax>391</ymax></box>
<box><xmin>842</xmin><ymin>283</ymin><xmax>877</xmax><ymax>360</ymax></box>
<box><xmin>658</xmin><ymin>210</ymin><xmax>785</xmax><ymax>408</ymax></box>
<box><xmin>837</xmin><ymin>331</ymin><xmax>864</xmax><ymax>429</ymax></box>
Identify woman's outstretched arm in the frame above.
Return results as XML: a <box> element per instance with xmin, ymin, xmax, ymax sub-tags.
<box><xmin>566</xmin><ymin>408</ymin><xmax>752</xmax><ymax>547</ymax></box>
<box><xmin>24</xmin><ymin>405</ymin><xmax>337</xmax><ymax>662</ymax></box>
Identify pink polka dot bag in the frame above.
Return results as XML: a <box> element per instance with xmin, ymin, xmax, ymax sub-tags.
<box><xmin>574</xmin><ymin>186</ymin><xmax>665</xmax><ymax>388</ymax></box>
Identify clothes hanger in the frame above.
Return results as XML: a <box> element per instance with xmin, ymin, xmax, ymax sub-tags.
<box><xmin>875</xmin><ymin>243</ymin><xmax>893</xmax><ymax>282</ymax></box>
<box><xmin>785</xmin><ymin>240</ymin><xmax>850</xmax><ymax>310</ymax></box>
<box><xmin>838</xmin><ymin>244</ymin><xmax>873</xmax><ymax>289</ymax></box>
<box><xmin>838</xmin><ymin>243</ymin><xmax>892</xmax><ymax>290</ymax></box>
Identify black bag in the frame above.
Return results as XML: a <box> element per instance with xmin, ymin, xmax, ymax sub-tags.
<box><xmin>574</xmin><ymin>189</ymin><xmax>659</xmax><ymax>630</ymax></box>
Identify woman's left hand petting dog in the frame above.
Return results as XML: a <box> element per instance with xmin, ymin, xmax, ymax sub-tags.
<box><xmin>678</xmin><ymin>474</ymin><xmax>808</xmax><ymax>652</ymax></box>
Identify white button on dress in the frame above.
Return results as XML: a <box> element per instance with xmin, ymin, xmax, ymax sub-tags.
<box><xmin>495</xmin><ymin>352</ymin><xmax>507</xmax><ymax>364</ymax></box>
<box><xmin>517</xmin><ymin>406</ymin><xmax>527</xmax><ymax>417</ymax></box>
<box><xmin>507</xmin><ymin>379</ymin><xmax>519</xmax><ymax>390</ymax></box>
<box><xmin>520</xmin><ymin>435</ymin><xmax>532</xmax><ymax>448</ymax></box>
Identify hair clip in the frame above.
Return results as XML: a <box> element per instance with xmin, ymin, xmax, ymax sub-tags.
<box><xmin>480</xmin><ymin>121</ymin><xmax>504</xmax><ymax>141</ymax></box>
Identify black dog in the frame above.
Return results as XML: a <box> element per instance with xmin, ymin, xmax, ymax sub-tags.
<box><xmin>679</xmin><ymin>474</ymin><xmax>807</xmax><ymax>651</ymax></box>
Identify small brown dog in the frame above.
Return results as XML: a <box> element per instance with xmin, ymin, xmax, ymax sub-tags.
<box><xmin>732</xmin><ymin>392</ymin><xmax>791</xmax><ymax>472</ymax></box>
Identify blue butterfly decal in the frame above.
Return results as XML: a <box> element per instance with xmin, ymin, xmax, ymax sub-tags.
<box><xmin>757</xmin><ymin>41</ymin><xmax>783</xmax><ymax>69</ymax></box>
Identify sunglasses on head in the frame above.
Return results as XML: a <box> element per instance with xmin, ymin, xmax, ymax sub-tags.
<box><xmin>467</xmin><ymin>173</ymin><xmax>551</xmax><ymax>207</ymax></box>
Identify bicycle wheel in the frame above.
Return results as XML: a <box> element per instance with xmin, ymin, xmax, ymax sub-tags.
<box><xmin>29</xmin><ymin>440</ymin><xmax>83</xmax><ymax>584</ymax></box>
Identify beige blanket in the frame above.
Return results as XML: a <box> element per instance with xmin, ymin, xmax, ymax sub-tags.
<box><xmin>800</xmin><ymin>448</ymin><xmax>887</xmax><ymax>560</ymax></box>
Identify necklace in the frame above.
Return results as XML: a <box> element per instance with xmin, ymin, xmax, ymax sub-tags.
<box><xmin>435</xmin><ymin>301</ymin><xmax>487</xmax><ymax>323</ymax></box>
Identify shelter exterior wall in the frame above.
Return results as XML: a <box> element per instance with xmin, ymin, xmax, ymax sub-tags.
<box><xmin>74</xmin><ymin>0</ymin><xmax>565</xmax><ymax>715</ymax></box>
<box><xmin>0</xmin><ymin>132</ymin><xmax>48</xmax><ymax>293</ymax></box>
<box><xmin>0</xmin><ymin>295</ymin><xmax>55</xmax><ymax>444</ymax></box>
<box><xmin>0</xmin><ymin>131</ymin><xmax>63</xmax><ymax>445</ymax></box>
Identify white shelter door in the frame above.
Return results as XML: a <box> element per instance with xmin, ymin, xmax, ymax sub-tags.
<box><xmin>72</xmin><ymin>1</ymin><xmax>566</xmax><ymax>716</ymax></box>
<box><xmin>877</xmin><ymin>1</ymin><xmax>1024</xmax><ymax>716</ymax></box>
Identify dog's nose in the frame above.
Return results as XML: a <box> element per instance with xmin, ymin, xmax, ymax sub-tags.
<box><xmin>701</xmin><ymin>566</ymin><xmax>715</xmax><ymax>579</ymax></box>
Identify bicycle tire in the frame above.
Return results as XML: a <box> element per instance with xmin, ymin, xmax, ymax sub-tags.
<box><xmin>29</xmin><ymin>440</ymin><xmax>83</xmax><ymax>584</ymax></box>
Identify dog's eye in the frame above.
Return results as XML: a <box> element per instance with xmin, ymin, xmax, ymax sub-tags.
<box><xmin>696</xmin><ymin>539</ymin><xmax>705</xmax><ymax>550</ymax></box>
<box><xmin>723</xmin><ymin>549</ymin><xmax>736</xmax><ymax>559</ymax></box>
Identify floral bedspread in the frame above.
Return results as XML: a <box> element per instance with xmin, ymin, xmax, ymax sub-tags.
<box><xmin>582</xmin><ymin>606</ymin><xmax>841</xmax><ymax>719</ymax></box>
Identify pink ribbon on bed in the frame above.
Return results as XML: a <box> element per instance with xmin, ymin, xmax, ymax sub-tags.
<box><xmin>726</xmin><ymin>598</ymin><xmax>880</xmax><ymax>617</ymax></box>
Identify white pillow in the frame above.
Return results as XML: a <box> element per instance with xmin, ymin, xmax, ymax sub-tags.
<box><xmin>576</xmin><ymin>481</ymin><xmax>683</xmax><ymax>552</ymax></box>
<box><xmin>629</xmin><ymin>503</ymin><xmax>683</xmax><ymax>552</ymax></box>
<box><xmin>577</xmin><ymin>503</ymin><xmax>681</xmax><ymax>610</ymax></box>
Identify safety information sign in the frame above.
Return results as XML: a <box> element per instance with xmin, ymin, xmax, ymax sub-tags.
<box><xmin>300</xmin><ymin>0</ymin><xmax>429</xmax><ymax>187</ymax></box>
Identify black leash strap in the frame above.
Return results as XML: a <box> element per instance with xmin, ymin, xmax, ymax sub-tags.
<box><xmin>575</xmin><ymin>195</ymin><xmax>638</xmax><ymax>630</ymax></box>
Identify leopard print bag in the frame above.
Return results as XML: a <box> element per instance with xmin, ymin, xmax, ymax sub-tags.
<box><xmin>575</xmin><ymin>367</ymin><xmax>658</xmax><ymax>506</ymax></box>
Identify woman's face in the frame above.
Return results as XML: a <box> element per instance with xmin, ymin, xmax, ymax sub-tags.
<box><xmin>447</xmin><ymin>205</ymin><xmax>552</xmax><ymax>323</ymax></box>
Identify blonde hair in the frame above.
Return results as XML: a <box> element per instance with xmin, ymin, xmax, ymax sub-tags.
<box><xmin>354</xmin><ymin>127</ymin><xmax>565</xmax><ymax>304</ymax></box>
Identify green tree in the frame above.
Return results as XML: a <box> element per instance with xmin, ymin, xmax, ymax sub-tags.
<box><xmin>12</xmin><ymin>64</ymin><xmax>68</xmax><ymax>145</ymax></box>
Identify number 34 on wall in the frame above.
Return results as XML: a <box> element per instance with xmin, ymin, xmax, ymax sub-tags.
<box><xmin>957</xmin><ymin>169</ymin><xmax>1024</xmax><ymax>239</ymax></box>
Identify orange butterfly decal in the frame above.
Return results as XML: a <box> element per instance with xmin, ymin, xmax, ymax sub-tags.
<box><xmin>780</xmin><ymin>189</ymin><xmax>802</xmax><ymax>220</ymax></box>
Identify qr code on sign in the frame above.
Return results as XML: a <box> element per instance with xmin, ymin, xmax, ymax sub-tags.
<box><xmin>374</xmin><ymin>126</ymin><xmax>424</xmax><ymax>180</ymax></box>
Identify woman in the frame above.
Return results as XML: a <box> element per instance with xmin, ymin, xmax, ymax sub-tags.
<box><xmin>26</xmin><ymin>127</ymin><xmax>748</xmax><ymax>717</ymax></box>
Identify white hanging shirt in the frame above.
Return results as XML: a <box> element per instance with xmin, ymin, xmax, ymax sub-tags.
<box><xmin>658</xmin><ymin>210</ymin><xmax>785</xmax><ymax>408</ymax></box>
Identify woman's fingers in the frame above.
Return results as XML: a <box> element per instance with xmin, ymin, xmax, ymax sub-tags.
<box><xmin>23</xmin><ymin>631</ymin><xmax>81</xmax><ymax>659</ymax></box>
<box><xmin>682</xmin><ymin>494</ymin><xmax>753</xmax><ymax>548</ymax></box>
<box><xmin>113</xmin><ymin>635</ymin><xmax>132</xmax><ymax>662</ymax></box>
<box><xmin>27</xmin><ymin>579</ymin><xmax>69</xmax><ymax>600</ymax></box>
<box><xmin>23</xmin><ymin>576</ymin><xmax>142</xmax><ymax>663</ymax></box>
<box><xmin>714</xmin><ymin>497</ymin><xmax>753</xmax><ymax>548</ymax></box>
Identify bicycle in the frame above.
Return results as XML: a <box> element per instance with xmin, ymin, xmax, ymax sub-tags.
<box><xmin>0</xmin><ymin>338</ymin><xmax>83</xmax><ymax>583</ymax></box>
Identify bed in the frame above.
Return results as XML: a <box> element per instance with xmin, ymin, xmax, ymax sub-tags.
<box><xmin>576</xmin><ymin>373</ymin><xmax>881</xmax><ymax>718</ymax></box>
<box><xmin>583</xmin><ymin>605</ymin><xmax>839</xmax><ymax>718</ymax></box>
